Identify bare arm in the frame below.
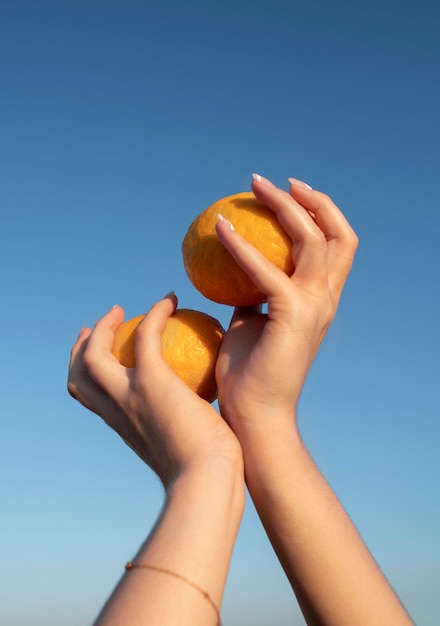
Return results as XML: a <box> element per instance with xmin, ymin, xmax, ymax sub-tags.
<box><xmin>95</xmin><ymin>455</ymin><xmax>243</xmax><ymax>626</ymax></box>
<box><xmin>216</xmin><ymin>175</ymin><xmax>413</xmax><ymax>626</ymax></box>
<box><xmin>241</xmin><ymin>423</ymin><xmax>412</xmax><ymax>626</ymax></box>
<box><xmin>68</xmin><ymin>296</ymin><xmax>245</xmax><ymax>626</ymax></box>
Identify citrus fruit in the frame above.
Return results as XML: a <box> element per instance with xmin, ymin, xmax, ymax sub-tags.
<box><xmin>182</xmin><ymin>192</ymin><xmax>294</xmax><ymax>306</ymax></box>
<box><xmin>112</xmin><ymin>309</ymin><xmax>225</xmax><ymax>403</ymax></box>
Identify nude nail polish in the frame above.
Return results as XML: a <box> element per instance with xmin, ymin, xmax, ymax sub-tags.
<box><xmin>217</xmin><ymin>213</ymin><xmax>235</xmax><ymax>230</ymax></box>
<box><xmin>288</xmin><ymin>177</ymin><xmax>313</xmax><ymax>190</ymax></box>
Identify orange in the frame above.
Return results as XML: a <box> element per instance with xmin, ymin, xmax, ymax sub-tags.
<box><xmin>182</xmin><ymin>192</ymin><xmax>294</xmax><ymax>306</ymax></box>
<box><xmin>112</xmin><ymin>309</ymin><xmax>225</xmax><ymax>403</ymax></box>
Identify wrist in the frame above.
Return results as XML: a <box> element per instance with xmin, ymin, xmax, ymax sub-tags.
<box><xmin>222</xmin><ymin>405</ymin><xmax>299</xmax><ymax>455</ymax></box>
<box><xmin>168</xmin><ymin>446</ymin><xmax>246</xmax><ymax>510</ymax></box>
<box><xmin>152</xmin><ymin>407</ymin><xmax>244</xmax><ymax>491</ymax></box>
<box><xmin>233</xmin><ymin>414</ymin><xmax>303</xmax><ymax>488</ymax></box>
<box><xmin>117</xmin><ymin>436</ymin><xmax>245</xmax><ymax>626</ymax></box>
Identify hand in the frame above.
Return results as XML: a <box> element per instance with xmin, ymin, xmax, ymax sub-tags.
<box><xmin>215</xmin><ymin>175</ymin><xmax>358</xmax><ymax>435</ymax></box>
<box><xmin>68</xmin><ymin>294</ymin><xmax>241</xmax><ymax>488</ymax></box>
<box><xmin>215</xmin><ymin>181</ymin><xmax>414</xmax><ymax>626</ymax></box>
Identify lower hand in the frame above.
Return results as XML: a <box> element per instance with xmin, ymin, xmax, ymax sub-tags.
<box><xmin>68</xmin><ymin>294</ymin><xmax>242</xmax><ymax>488</ymax></box>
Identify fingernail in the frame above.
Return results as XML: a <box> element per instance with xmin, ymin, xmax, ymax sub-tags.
<box><xmin>77</xmin><ymin>326</ymin><xmax>87</xmax><ymax>339</ymax></box>
<box><xmin>217</xmin><ymin>213</ymin><xmax>235</xmax><ymax>230</ymax></box>
<box><xmin>112</xmin><ymin>304</ymin><xmax>119</xmax><ymax>309</ymax></box>
<box><xmin>288</xmin><ymin>177</ymin><xmax>313</xmax><ymax>190</ymax></box>
<box><xmin>252</xmin><ymin>173</ymin><xmax>276</xmax><ymax>188</ymax></box>
<box><xmin>163</xmin><ymin>291</ymin><xmax>176</xmax><ymax>299</ymax></box>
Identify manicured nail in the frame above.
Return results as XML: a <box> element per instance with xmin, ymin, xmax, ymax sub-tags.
<box><xmin>163</xmin><ymin>290</ymin><xmax>176</xmax><ymax>299</ymax></box>
<box><xmin>252</xmin><ymin>173</ymin><xmax>276</xmax><ymax>187</ymax></box>
<box><xmin>112</xmin><ymin>304</ymin><xmax>119</xmax><ymax>309</ymax></box>
<box><xmin>217</xmin><ymin>213</ymin><xmax>235</xmax><ymax>230</ymax></box>
<box><xmin>288</xmin><ymin>177</ymin><xmax>313</xmax><ymax>190</ymax></box>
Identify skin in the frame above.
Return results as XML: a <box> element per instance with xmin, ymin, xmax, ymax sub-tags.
<box><xmin>68</xmin><ymin>297</ymin><xmax>244</xmax><ymax>625</ymax></box>
<box><xmin>215</xmin><ymin>176</ymin><xmax>414</xmax><ymax>625</ymax></box>
<box><xmin>67</xmin><ymin>175</ymin><xmax>413</xmax><ymax>625</ymax></box>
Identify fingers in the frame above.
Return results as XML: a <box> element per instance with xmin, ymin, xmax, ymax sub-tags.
<box><xmin>81</xmin><ymin>305</ymin><xmax>129</xmax><ymax>401</ymax></box>
<box><xmin>288</xmin><ymin>179</ymin><xmax>358</xmax><ymax>256</ymax></box>
<box><xmin>251</xmin><ymin>173</ymin><xmax>276</xmax><ymax>188</ymax></box>
<box><xmin>251</xmin><ymin>176</ymin><xmax>358</xmax><ymax>299</ymax></box>
<box><xmin>251</xmin><ymin>178</ymin><xmax>329</xmax><ymax>292</ymax></box>
<box><xmin>135</xmin><ymin>292</ymin><xmax>178</xmax><ymax>372</ymax></box>
<box><xmin>67</xmin><ymin>325</ymin><xmax>118</xmax><ymax>417</ymax></box>
<box><xmin>217</xmin><ymin>175</ymin><xmax>358</xmax><ymax>309</ymax></box>
<box><xmin>288</xmin><ymin>179</ymin><xmax>359</xmax><ymax>298</ymax></box>
<box><xmin>69</xmin><ymin>295</ymin><xmax>179</xmax><ymax>414</ymax></box>
<box><xmin>216</xmin><ymin>217</ymin><xmax>291</xmax><ymax>300</ymax></box>
<box><xmin>67</xmin><ymin>326</ymin><xmax>92</xmax><ymax>403</ymax></box>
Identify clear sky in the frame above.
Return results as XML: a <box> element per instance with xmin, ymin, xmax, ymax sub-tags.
<box><xmin>1</xmin><ymin>1</ymin><xmax>439</xmax><ymax>624</ymax></box>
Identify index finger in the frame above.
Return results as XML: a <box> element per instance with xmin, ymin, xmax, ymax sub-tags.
<box><xmin>134</xmin><ymin>292</ymin><xmax>178</xmax><ymax>371</ymax></box>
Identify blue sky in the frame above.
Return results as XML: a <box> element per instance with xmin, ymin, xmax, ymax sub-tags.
<box><xmin>1</xmin><ymin>1</ymin><xmax>439</xmax><ymax>624</ymax></box>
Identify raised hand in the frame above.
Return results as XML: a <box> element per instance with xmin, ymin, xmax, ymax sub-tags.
<box><xmin>215</xmin><ymin>174</ymin><xmax>358</xmax><ymax>434</ymax></box>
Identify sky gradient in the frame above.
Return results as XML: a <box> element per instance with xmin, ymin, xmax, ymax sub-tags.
<box><xmin>1</xmin><ymin>1</ymin><xmax>439</xmax><ymax>624</ymax></box>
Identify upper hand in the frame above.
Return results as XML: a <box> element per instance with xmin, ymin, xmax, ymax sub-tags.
<box><xmin>215</xmin><ymin>175</ymin><xmax>358</xmax><ymax>435</ymax></box>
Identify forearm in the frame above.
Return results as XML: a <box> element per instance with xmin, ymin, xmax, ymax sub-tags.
<box><xmin>95</xmin><ymin>456</ymin><xmax>245</xmax><ymax>626</ymax></box>
<box><xmin>241</xmin><ymin>422</ymin><xmax>413</xmax><ymax>626</ymax></box>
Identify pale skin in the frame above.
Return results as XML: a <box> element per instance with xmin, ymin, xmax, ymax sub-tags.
<box><xmin>68</xmin><ymin>174</ymin><xmax>413</xmax><ymax>625</ymax></box>
<box><xmin>68</xmin><ymin>297</ymin><xmax>244</xmax><ymax>626</ymax></box>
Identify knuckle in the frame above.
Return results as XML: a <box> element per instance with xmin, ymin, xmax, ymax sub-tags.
<box><xmin>82</xmin><ymin>348</ymin><xmax>93</xmax><ymax>371</ymax></box>
<box><xmin>343</xmin><ymin>230</ymin><xmax>359</xmax><ymax>255</ymax></box>
<box><xmin>306</xmin><ymin>227</ymin><xmax>327</xmax><ymax>248</ymax></box>
<box><xmin>312</xmin><ymin>191</ymin><xmax>334</xmax><ymax>208</ymax></box>
<box><xmin>319</xmin><ymin>192</ymin><xmax>333</xmax><ymax>204</ymax></box>
<box><xmin>350</xmin><ymin>231</ymin><xmax>360</xmax><ymax>250</ymax></box>
<box><xmin>82</xmin><ymin>346</ymin><xmax>99</xmax><ymax>380</ymax></box>
<box><xmin>67</xmin><ymin>379</ymin><xmax>80</xmax><ymax>400</ymax></box>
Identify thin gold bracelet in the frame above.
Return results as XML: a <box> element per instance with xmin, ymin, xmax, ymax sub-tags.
<box><xmin>125</xmin><ymin>562</ymin><xmax>221</xmax><ymax>625</ymax></box>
